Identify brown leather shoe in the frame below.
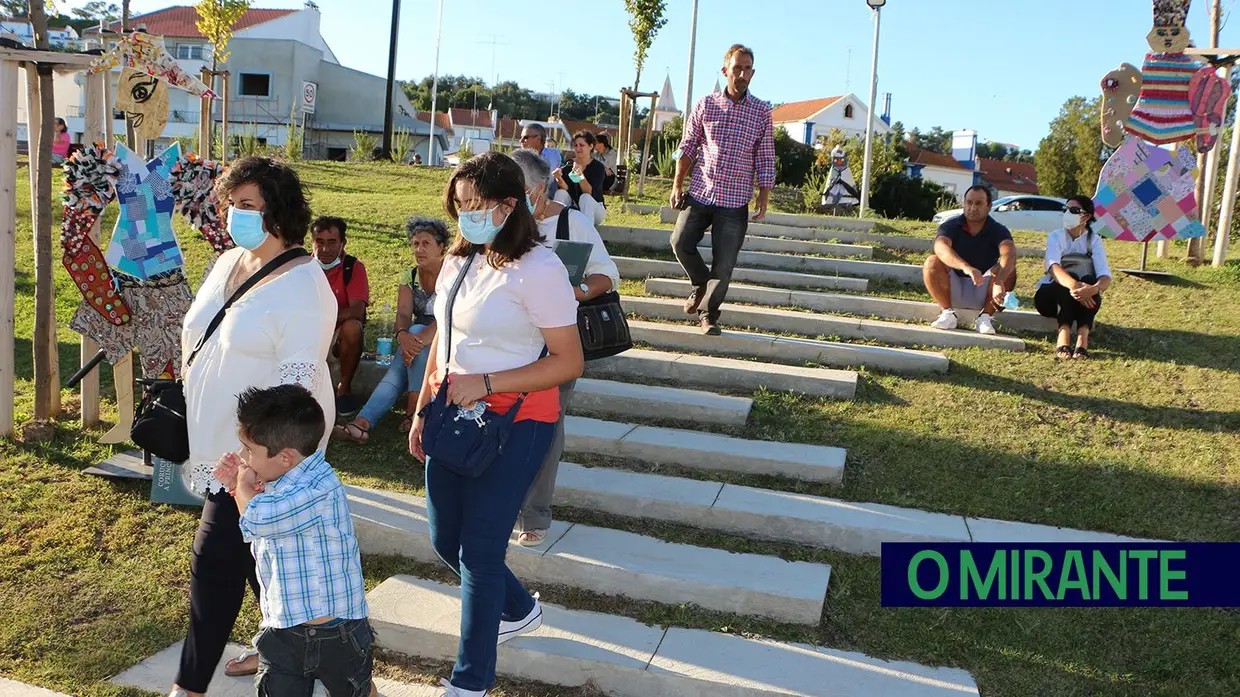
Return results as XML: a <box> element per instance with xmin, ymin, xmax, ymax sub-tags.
<box><xmin>700</xmin><ymin>317</ymin><xmax>721</xmax><ymax>336</ymax></box>
<box><xmin>684</xmin><ymin>286</ymin><xmax>706</xmax><ymax>314</ymax></box>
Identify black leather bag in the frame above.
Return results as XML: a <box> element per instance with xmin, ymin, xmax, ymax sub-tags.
<box><xmin>1059</xmin><ymin>230</ymin><xmax>1097</xmax><ymax>282</ymax></box>
<box><xmin>556</xmin><ymin>209</ymin><xmax>632</xmax><ymax>361</ymax></box>
<box><xmin>130</xmin><ymin>248</ymin><xmax>310</xmax><ymax>462</ymax></box>
<box><xmin>418</xmin><ymin>251</ymin><xmax>535</xmax><ymax>478</ymax></box>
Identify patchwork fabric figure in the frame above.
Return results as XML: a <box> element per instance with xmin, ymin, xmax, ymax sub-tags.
<box><xmin>1093</xmin><ymin>138</ymin><xmax>1206</xmax><ymax>243</ymax></box>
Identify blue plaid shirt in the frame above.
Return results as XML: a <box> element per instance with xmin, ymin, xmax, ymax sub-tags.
<box><xmin>239</xmin><ymin>450</ymin><xmax>368</xmax><ymax>628</ymax></box>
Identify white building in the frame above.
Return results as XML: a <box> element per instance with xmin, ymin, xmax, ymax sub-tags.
<box><xmin>651</xmin><ymin>75</ymin><xmax>680</xmax><ymax>132</ymax></box>
<box><xmin>0</xmin><ymin>21</ymin><xmax>80</xmax><ymax>49</ymax></box>
<box><xmin>771</xmin><ymin>93</ymin><xmax>891</xmax><ymax>146</ymax></box>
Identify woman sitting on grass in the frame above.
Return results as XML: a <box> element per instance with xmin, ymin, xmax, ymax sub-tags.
<box><xmin>1033</xmin><ymin>195</ymin><xmax>1111</xmax><ymax>360</ymax></box>
<box><xmin>334</xmin><ymin>216</ymin><xmax>449</xmax><ymax>443</ymax></box>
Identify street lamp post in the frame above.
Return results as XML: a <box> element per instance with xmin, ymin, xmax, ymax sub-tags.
<box><xmin>684</xmin><ymin>0</ymin><xmax>700</xmax><ymax>114</ymax></box>
<box><xmin>426</xmin><ymin>0</ymin><xmax>445</xmax><ymax>166</ymax></box>
<box><xmin>858</xmin><ymin>0</ymin><xmax>885</xmax><ymax>219</ymax></box>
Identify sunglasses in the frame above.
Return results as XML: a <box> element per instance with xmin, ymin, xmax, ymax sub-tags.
<box><xmin>1066</xmin><ymin>206</ymin><xmax>1087</xmax><ymax>215</ymax></box>
<box><xmin>520</xmin><ymin>134</ymin><xmax>539</xmax><ymax>141</ymax></box>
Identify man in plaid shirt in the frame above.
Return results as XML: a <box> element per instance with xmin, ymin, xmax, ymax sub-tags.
<box><xmin>670</xmin><ymin>43</ymin><xmax>776</xmax><ymax>335</ymax></box>
<box><xmin>214</xmin><ymin>384</ymin><xmax>374</xmax><ymax>697</ymax></box>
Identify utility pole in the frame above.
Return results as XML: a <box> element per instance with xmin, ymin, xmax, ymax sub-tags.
<box><xmin>683</xmin><ymin>0</ymin><xmax>699</xmax><ymax>115</ymax></box>
<box><xmin>858</xmin><ymin>1</ymin><xmax>884</xmax><ymax>218</ymax></box>
<box><xmin>426</xmin><ymin>0</ymin><xmax>444</xmax><ymax>166</ymax></box>
<box><xmin>381</xmin><ymin>0</ymin><xmax>401</xmax><ymax>159</ymax></box>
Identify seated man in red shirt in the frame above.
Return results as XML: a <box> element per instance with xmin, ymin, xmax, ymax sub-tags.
<box><xmin>312</xmin><ymin>216</ymin><xmax>369</xmax><ymax>414</ymax></box>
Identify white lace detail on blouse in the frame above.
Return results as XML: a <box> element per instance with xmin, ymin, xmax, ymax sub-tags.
<box><xmin>191</xmin><ymin>459</ymin><xmax>224</xmax><ymax>495</ymax></box>
<box><xmin>279</xmin><ymin>361</ymin><xmax>318</xmax><ymax>390</ymax></box>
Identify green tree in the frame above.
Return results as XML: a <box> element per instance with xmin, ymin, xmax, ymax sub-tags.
<box><xmin>624</xmin><ymin>0</ymin><xmax>666</xmax><ymax>92</ymax></box>
<box><xmin>774</xmin><ymin>126</ymin><xmax>815</xmax><ymax>188</ymax></box>
<box><xmin>194</xmin><ymin>0</ymin><xmax>251</xmax><ymax>71</ymax></box>
<box><xmin>908</xmin><ymin>125</ymin><xmax>952</xmax><ymax>154</ymax></box>
<box><xmin>71</xmin><ymin>1</ymin><xmax>120</xmax><ymax>22</ymax></box>
<box><xmin>0</xmin><ymin>0</ymin><xmax>27</xmax><ymax>18</ymax></box>
<box><xmin>1035</xmin><ymin>96</ymin><xmax>1108</xmax><ymax>198</ymax></box>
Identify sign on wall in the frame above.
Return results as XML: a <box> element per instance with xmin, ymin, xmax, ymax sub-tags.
<box><xmin>300</xmin><ymin>81</ymin><xmax>317</xmax><ymax>114</ymax></box>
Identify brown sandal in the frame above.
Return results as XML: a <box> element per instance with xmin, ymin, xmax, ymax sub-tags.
<box><xmin>224</xmin><ymin>649</ymin><xmax>258</xmax><ymax>677</ymax></box>
<box><xmin>399</xmin><ymin>416</ymin><xmax>414</xmax><ymax>434</ymax></box>
<box><xmin>331</xmin><ymin>421</ymin><xmax>369</xmax><ymax>444</ymax></box>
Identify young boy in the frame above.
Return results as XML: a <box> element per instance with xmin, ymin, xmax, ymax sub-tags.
<box><xmin>214</xmin><ymin>384</ymin><xmax>374</xmax><ymax>697</ymax></box>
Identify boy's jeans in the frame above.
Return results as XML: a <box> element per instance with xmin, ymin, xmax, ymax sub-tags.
<box><xmin>255</xmin><ymin>618</ymin><xmax>373</xmax><ymax>697</ymax></box>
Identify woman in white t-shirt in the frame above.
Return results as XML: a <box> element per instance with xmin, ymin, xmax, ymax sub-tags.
<box><xmin>408</xmin><ymin>151</ymin><xmax>583</xmax><ymax>697</ymax></box>
<box><xmin>170</xmin><ymin>158</ymin><xmax>337</xmax><ymax>696</ymax></box>
<box><xmin>1033</xmin><ymin>195</ymin><xmax>1112</xmax><ymax>360</ymax></box>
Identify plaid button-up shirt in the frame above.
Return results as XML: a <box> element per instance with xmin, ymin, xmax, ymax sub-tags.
<box><xmin>239</xmin><ymin>450</ymin><xmax>368</xmax><ymax>628</ymax></box>
<box><xmin>679</xmin><ymin>90</ymin><xmax>776</xmax><ymax>209</ymax></box>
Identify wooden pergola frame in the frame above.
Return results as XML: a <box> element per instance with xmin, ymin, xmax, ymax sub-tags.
<box><xmin>1</xmin><ymin>47</ymin><xmax>108</xmax><ymax>438</ymax></box>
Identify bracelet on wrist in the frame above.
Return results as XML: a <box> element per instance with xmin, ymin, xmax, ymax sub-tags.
<box><xmin>483</xmin><ymin>374</ymin><xmax>493</xmax><ymax>395</ymax></box>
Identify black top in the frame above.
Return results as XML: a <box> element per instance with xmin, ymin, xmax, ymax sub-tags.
<box><xmin>559</xmin><ymin>159</ymin><xmax>606</xmax><ymax>206</ymax></box>
<box><xmin>936</xmin><ymin>215</ymin><xmax>1013</xmax><ymax>276</ymax></box>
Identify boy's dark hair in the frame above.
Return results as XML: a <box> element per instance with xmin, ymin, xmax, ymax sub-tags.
<box><xmin>313</xmin><ymin>215</ymin><xmax>349</xmax><ymax>243</ymax></box>
<box><xmin>215</xmin><ymin>157</ymin><xmax>313</xmax><ymax>248</ymax></box>
<box><xmin>236</xmin><ymin>384</ymin><xmax>325</xmax><ymax>458</ymax></box>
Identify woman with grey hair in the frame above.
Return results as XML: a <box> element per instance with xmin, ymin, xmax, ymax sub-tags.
<box><xmin>333</xmin><ymin>216</ymin><xmax>450</xmax><ymax>442</ymax></box>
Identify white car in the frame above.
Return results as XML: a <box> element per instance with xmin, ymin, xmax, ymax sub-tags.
<box><xmin>933</xmin><ymin>195</ymin><xmax>1068</xmax><ymax>233</ymax></box>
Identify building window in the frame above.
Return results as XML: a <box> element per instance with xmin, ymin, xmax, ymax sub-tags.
<box><xmin>175</xmin><ymin>44</ymin><xmax>206</xmax><ymax>60</ymax></box>
<box><xmin>844</xmin><ymin>104</ymin><xmax>854</xmax><ymax>119</ymax></box>
<box><xmin>238</xmin><ymin>73</ymin><xmax>271</xmax><ymax>98</ymax></box>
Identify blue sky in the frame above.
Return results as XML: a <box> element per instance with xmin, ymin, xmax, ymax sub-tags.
<box><xmin>70</xmin><ymin>0</ymin><xmax>1240</xmax><ymax>150</ymax></box>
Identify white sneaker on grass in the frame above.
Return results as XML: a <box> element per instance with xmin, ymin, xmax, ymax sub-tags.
<box><xmin>438</xmin><ymin>678</ymin><xmax>486</xmax><ymax>696</ymax></box>
<box><xmin>975</xmin><ymin>313</ymin><xmax>996</xmax><ymax>335</ymax></box>
<box><xmin>497</xmin><ymin>592</ymin><xmax>542</xmax><ymax>645</ymax></box>
<box><xmin>930</xmin><ymin>309</ymin><xmax>958</xmax><ymax>330</ymax></box>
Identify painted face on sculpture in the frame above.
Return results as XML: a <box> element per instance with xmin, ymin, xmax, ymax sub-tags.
<box><xmin>1147</xmin><ymin>24</ymin><xmax>1191</xmax><ymax>53</ymax></box>
<box><xmin>114</xmin><ymin>67</ymin><xmax>169</xmax><ymax>141</ymax></box>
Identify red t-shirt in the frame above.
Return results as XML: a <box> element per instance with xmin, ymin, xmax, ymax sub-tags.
<box><xmin>427</xmin><ymin>372</ymin><xmax>561</xmax><ymax>423</ymax></box>
<box><xmin>321</xmin><ymin>257</ymin><xmax>369</xmax><ymax>321</ymax></box>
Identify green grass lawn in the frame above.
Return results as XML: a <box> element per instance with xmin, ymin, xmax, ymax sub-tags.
<box><xmin>3</xmin><ymin>161</ymin><xmax>1240</xmax><ymax>696</ymax></box>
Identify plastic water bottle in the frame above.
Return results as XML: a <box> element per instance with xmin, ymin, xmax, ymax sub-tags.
<box><xmin>375</xmin><ymin>337</ymin><xmax>393</xmax><ymax>367</ymax></box>
<box><xmin>1002</xmin><ymin>291</ymin><xmax>1020</xmax><ymax>310</ymax></box>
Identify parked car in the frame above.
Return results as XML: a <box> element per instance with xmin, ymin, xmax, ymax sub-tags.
<box><xmin>933</xmin><ymin>195</ymin><xmax>1068</xmax><ymax>232</ymax></box>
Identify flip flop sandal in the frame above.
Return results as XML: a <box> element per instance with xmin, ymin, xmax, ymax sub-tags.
<box><xmin>1073</xmin><ymin>347</ymin><xmax>1091</xmax><ymax>360</ymax></box>
<box><xmin>399</xmin><ymin>416</ymin><xmax>414</xmax><ymax>434</ymax></box>
<box><xmin>223</xmin><ymin>649</ymin><xmax>259</xmax><ymax>677</ymax></box>
<box><xmin>331</xmin><ymin>422</ymin><xmax>369</xmax><ymax>444</ymax></box>
<box><xmin>1055</xmin><ymin>346</ymin><xmax>1074</xmax><ymax>360</ymax></box>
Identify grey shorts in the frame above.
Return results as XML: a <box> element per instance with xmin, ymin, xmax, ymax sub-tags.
<box><xmin>949</xmin><ymin>271</ymin><xmax>993</xmax><ymax>311</ymax></box>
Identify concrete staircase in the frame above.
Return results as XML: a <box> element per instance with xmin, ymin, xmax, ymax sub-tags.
<box><xmin>369</xmin><ymin>575</ymin><xmax>981</xmax><ymax>697</ymax></box>
<box><xmin>645</xmin><ymin>277</ymin><xmax>1058</xmax><ymax>333</ymax></box>
<box><xmin>599</xmin><ymin>225</ymin><xmax>874</xmax><ymax>259</ymax></box>
<box><xmin>615</xmin><ymin>256</ymin><xmax>870</xmax><ymax>292</ymax></box>
<box><xmin>628</xmin><ymin>319</ymin><xmax>951</xmax><ymax>374</ymax></box>
<box><xmin>625</xmin><ymin>294</ymin><xmax>1028</xmax><ymax>352</ymax></box>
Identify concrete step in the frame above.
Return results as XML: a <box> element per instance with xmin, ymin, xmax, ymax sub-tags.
<box><xmin>585</xmin><ymin>348</ymin><xmax>858</xmax><ymax>399</ymax></box>
<box><xmin>554</xmin><ymin>463</ymin><xmax>1154</xmax><ymax>557</ymax></box>
<box><xmin>628</xmin><ymin>319</ymin><xmax>950</xmax><ymax>374</ymax></box>
<box><xmin>630</xmin><ymin>290</ymin><xmax>1027</xmax><ymax>352</ymax></box>
<box><xmin>644</xmin><ymin>277</ymin><xmax>1059</xmax><ymax>333</ymax></box>
<box><xmin>720</xmin><ymin>249</ymin><xmax>924</xmax><ymax>284</ymax></box>
<box><xmin>344</xmin><ymin>365</ymin><xmax>749</xmax><ymax>426</ymax></box>
<box><xmin>614</xmin><ymin>256</ymin><xmax>870</xmax><ymax>292</ymax></box>
<box><xmin>0</xmin><ymin>678</ymin><xmax>70</xmax><ymax>697</ymax></box>
<box><xmin>599</xmin><ymin>225</ymin><xmax>874</xmax><ymax>259</ymax></box>
<box><xmin>658</xmin><ymin>206</ymin><xmax>879</xmax><ymax>232</ymax></box>
<box><xmin>369</xmin><ymin>575</ymin><xmax>980</xmax><ymax>697</ymax></box>
<box><xmin>564</xmin><ymin>415</ymin><xmax>846</xmax><ymax>483</ymax></box>
<box><xmin>347</xmin><ymin>486</ymin><xmax>831</xmax><ymax>624</ymax></box>
<box><xmin>572</xmin><ymin>377</ymin><xmax>751</xmax><ymax>426</ymax></box>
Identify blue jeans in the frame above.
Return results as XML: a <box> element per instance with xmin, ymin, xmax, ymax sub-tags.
<box><xmin>425</xmin><ymin>419</ymin><xmax>554</xmax><ymax>692</ymax></box>
<box><xmin>356</xmin><ymin>325</ymin><xmax>430</xmax><ymax>428</ymax></box>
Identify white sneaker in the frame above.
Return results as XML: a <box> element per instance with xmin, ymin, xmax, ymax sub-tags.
<box><xmin>975</xmin><ymin>313</ymin><xmax>996</xmax><ymax>335</ymax></box>
<box><xmin>930</xmin><ymin>309</ymin><xmax>958</xmax><ymax>330</ymax></box>
<box><xmin>438</xmin><ymin>678</ymin><xmax>486</xmax><ymax>697</ymax></box>
<box><xmin>497</xmin><ymin>593</ymin><xmax>542</xmax><ymax>645</ymax></box>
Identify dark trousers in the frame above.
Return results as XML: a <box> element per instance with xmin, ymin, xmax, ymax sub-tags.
<box><xmin>518</xmin><ymin>379</ymin><xmax>577</xmax><ymax>531</ymax></box>
<box><xmin>670</xmin><ymin>198</ymin><xmax>749</xmax><ymax>322</ymax></box>
<box><xmin>177</xmin><ymin>489</ymin><xmax>261</xmax><ymax>693</ymax></box>
<box><xmin>1034</xmin><ymin>282</ymin><xmax>1102</xmax><ymax>330</ymax></box>
<box><xmin>426</xmin><ymin>419</ymin><xmax>554</xmax><ymax>692</ymax></box>
<box><xmin>255</xmin><ymin>619</ymin><xmax>374</xmax><ymax>697</ymax></box>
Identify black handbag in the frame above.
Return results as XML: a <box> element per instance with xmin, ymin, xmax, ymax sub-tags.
<box><xmin>418</xmin><ymin>251</ymin><xmax>540</xmax><ymax>478</ymax></box>
<box><xmin>1059</xmin><ymin>230</ymin><xmax>1097</xmax><ymax>282</ymax></box>
<box><xmin>130</xmin><ymin>248</ymin><xmax>310</xmax><ymax>462</ymax></box>
<box><xmin>556</xmin><ymin>209</ymin><xmax>632</xmax><ymax>361</ymax></box>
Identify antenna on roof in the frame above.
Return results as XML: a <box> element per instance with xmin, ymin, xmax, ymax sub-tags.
<box><xmin>845</xmin><ymin>48</ymin><xmax>851</xmax><ymax>92</ymax></box>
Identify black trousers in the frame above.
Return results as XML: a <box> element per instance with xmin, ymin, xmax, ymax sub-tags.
<box><xmin>670</xmin><ymin>198</ymin><xmax>750</xmax><ymax>322</ymax></box>
<box><xmin>1034</xmin><ymin>282</ymin><xmax>1102</xmax><ymax>330</ymax></box>
<box><xmin>176</xmin><ymin>489</ymin><xmax>261</xmax><ymax>693</ymax></box>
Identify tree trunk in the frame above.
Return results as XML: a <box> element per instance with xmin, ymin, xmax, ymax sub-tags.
<box><xmin>27</xmin><ymin>1</ymin><xmax>57</xmax><ymax>419</ymax></box>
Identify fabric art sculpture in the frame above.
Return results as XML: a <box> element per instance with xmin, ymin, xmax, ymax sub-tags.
<box><xmin>87</xmin><ymin>31</ymin><xmax>215</xmax><ymax>99</ymax></box>
<box><xmin>821</xmin><ymin>145</ymin><xmax>860</xmax><ymax>207</ymax></box>
<box><xmin>1093</xmin><ymin>138</ymin><xmax>1206</xmax><ymax>242</ymax></box>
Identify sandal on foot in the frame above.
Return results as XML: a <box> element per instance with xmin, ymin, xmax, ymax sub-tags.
<box><xmin>1073</xmin><ymin>347</ymin><xmax>1090</xmax><ymax>360</ymax></box>
<box><xmin>517</xmin><ymin>529</ymin><xmax>548</xmax><ymax>547</ymax></box>
<box><xmin>332</xmin><ymin>422</ymin><xmax>369</xmax><ymax>444</ymax></box>
<box><xmin>1055</xmin><ymin>346</ymin><xmax>1074</xmax><ymax>360</ymax></box>
<box><xmin>399</xmin><ymin>416</ymin><xmax>414</xmax><ymax>434</ymax></box>
<box><xmin>224</xmin><ymin>649</ymin><xmax>259</xmax><ymax>677</ymax></box>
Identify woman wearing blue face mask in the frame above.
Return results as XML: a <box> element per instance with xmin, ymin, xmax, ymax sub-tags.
<box><xmin>1034</xmin><ymin>195</ymin><xmax>1112</xmax><ymax>360</ymax></box>
<box><xmin>409</xmin><ymin>151</ymin><xmax>583</xmax><ymax>697</ymax></box>
<box><xmin>169</xmin><ymin>157</ymin><xmax>340</xmax><ymax>697</ymax></box>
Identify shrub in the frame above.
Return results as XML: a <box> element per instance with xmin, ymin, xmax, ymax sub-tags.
<box><xmin>391</xmin><ymin>127</ymin><xmax>412</xmax><ymax>163</ymax></box>
<box><xmin>349</xmin><ymin>130</ymin><xmax>378</xmax><ymax>162</ymax></box>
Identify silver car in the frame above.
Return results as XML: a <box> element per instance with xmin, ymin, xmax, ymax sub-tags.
<box><xmin>933</xmin><ymin>195</ymin><xmax>1068</xmax><ymax>233</ymax></box>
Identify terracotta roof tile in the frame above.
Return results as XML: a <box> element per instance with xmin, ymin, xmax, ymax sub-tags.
<box><xmin>906</xmin><ymin>142</ymin><xmax>969</xmax><ymax>170</ymax></box>
<box><xmin>771</xmin><ymin>96</ymin><xmax>843</xmax><ymax>123</ymax></box>
<box><xmin>497</xmin><ymin>118</ymin><xmax>525</xmax><ymax>140</ymax></box>
<box><xmin>449</xmin><ymin>108</ymin><xmax>493</xmax><ymax>129</ymax></box>
<box><xmin>416</xmin><ymin>111</ymin><xmax>452</xmax><ymax>134</ymax></box>
<box><xmin>560</xmin><ymin>120</ymin><xmax>619</xmax><ymax>139</ymax></box>
<box><xmin>978</xmin><ymin>158</ymin><xmax>1039</xmax><ymax>194</ymax></box>
<box><xmin>89</xmin><ymin>7</ymin><xmax>296</xmax><ymax>38</ymax></box>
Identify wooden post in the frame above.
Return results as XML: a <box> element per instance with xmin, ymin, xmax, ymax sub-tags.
<box><xmin>221</xmin><ymin>71</ymin><xmax>230</xmax><ymax>164</ymax></box>
<box><xmin>0</xmin><ymin>59</ymin><xmax>18</xmax><ymax>437</ymax></box>
<box><xmin>1188</xmin><ymin>0</ymin><xmax>1223</xmax><ymax>265</ymax></box>
<box><xmin>80</xmin><ymin>73</ymin><xmax>105</xmax><ymax>428</ymax></box>
<box><xmin>25</xmin><ymin>61</ymin><xmax>57</xmax><ymax>419</ymax></box>
<box><xmin>637</xmin><ymin>94</ymin><xmax>656</xmax><ymax>197</ymax></box>
<box><xmin>1211</xmin><ymin>106</ymin><xmax>1240</xmax><ymax>266</ymax></box>
<box><xmin>199</xmin><ymin>67</ymin><xmax>212</xmax><ymax>158</ymax></box>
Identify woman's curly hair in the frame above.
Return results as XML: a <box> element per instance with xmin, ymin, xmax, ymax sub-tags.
<box><xmin>214</xmin><ymin>157</ymin><xmax>312</xmax><ymax>248</ymax></box>
<box><xmin>404</xmin><ymin>215</ymin><xmax>451</xmax><ymax>246</ymax></box>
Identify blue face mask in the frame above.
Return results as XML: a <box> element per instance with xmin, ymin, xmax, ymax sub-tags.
<box><xmin>526</xmin><ymin>194</ymin><xmax>537</xmax><ymax>213</ymax></box>
<box><xmin>459</xmin><ymin>205</ymin><xmax>506</xmax><ymax>245</ymax></box>
<box><xmin>227</xmin><ymin>207</ymin><xmax>269</xmax><ymax>250</ymax></box>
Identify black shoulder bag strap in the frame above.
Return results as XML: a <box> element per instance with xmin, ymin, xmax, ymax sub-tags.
<box><xmin>186</xmin><ymin>247</ymin><xmax>310</xmax><ymax>369</ymax></box>
<box><xmin>556</xmin><ymin>207</ymin><xmax>571</xmax><ymax>241</ymax></box>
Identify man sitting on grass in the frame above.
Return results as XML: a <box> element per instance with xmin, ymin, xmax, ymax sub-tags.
<box><xmin>923</xmin><ymin>185</ymin><xmax>1017</xmax><ymax>335</ymax></box>
<box><xmin>214</xmin><ymin>384</ymin><xmax>374</xmax><ymax>697</ymax></box>
<box><xmin>312</xmin><ymin>216</ymin><xmax>370</xmax><ymax>415</ymax></box>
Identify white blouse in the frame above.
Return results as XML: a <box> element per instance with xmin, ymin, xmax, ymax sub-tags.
<box><xmin>1039</xmin><ymin>228</ymin><xmax>1112</xmax><ymax>287</ymax></box>
<box><xmin>181</xmin><ymin>247</ymin><xmax>338</xmax><ymax>494</ymax></box>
